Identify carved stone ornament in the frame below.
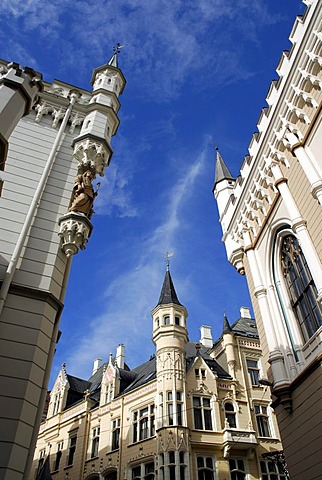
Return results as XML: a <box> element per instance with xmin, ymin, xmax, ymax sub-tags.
<box><xmin>58</xmin><ymin>211</ymin><xmax>93</xmax><ymax>258</ymax></box>
<box><xmin>73</xmin><ymin>138</ymin><xmax>110</xmax><ymax>177</ymax></box>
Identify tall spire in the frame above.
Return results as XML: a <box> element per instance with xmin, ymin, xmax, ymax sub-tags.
<box><xmin>157</xmin><ymin>269</ymin><xmax>183</xmax><ymax>307</ymax></box>
<box><xmin>214</xmin><ymin>148</ymin><xmax>235</xmax><ymax>187</ymax></box>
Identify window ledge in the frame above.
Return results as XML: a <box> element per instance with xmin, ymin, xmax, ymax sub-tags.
<box><xmin>64</xmin><ymin>465</ymin><xmax>73</xmax><ymax>470</ymax></box>
<box><xmin>128</xmin><ymin>436</ymin><xmax>155</xmax><ymax>447</ymax></box>
<box><xmin>85</xmin><ymin>456</ymin><xmax>99</xmax><ymax>463</ymax></box>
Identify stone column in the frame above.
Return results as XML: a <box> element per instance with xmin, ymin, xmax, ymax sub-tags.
<box><xmin>285</xmin><ymin>131</ymin><xmax>322</xmax><ymax>206</ymax></box>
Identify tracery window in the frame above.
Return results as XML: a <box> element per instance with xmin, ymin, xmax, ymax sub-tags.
<box><xmin>260</xmin><ymin>459</ymin><xmax>286</xmax><ymax>480</ymax></box>
<box><xmin>281</xmin><ymin>235</ymin><xmax>322</xmax><ymax>341</ymax></box>
<box><xmin>197</xmin><ymin>456</ymin><xmax>215</xmax><ymax>480</ymax></box>
<box><xmin>229</xmin><ymin>458</ymin><xmax>246</xmax><ymax>480</ymax></box>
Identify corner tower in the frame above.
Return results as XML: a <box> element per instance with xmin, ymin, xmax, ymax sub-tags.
<box><xmin>152</xmin><ymin>267</ymin><xmax>189</xmax><ymax>476</ymax></box>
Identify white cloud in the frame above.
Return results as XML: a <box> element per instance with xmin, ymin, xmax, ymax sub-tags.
<box><xmin>0</xmin><ymin>0</ymin><xmax>288</xmax><ymax>100</ymax></box>
<box><xmin>63</xmin><ymin>144</ymin><xmax>207</xmax><ymax>378</ymax></box>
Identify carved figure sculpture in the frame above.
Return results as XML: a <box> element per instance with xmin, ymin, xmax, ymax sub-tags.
<box><xmin>68</xmin><ymin>170</ymin><xmax>99</xmax><ymax>219</ymax></box>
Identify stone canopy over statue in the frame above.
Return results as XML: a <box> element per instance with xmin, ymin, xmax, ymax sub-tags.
<box><xmin>68</xmin><ymin>169</ymin><xmax>100</xmax><ymax>219</ymax></box>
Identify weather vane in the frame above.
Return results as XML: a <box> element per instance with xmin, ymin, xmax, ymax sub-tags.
<box><xmin>113</xmin><ymin>43</ymin><xmax>125</xmax><ymax>56</ymax></box>
<box><xmin>208</xmin><ymin>141</ymin><xmax>219</xmax><ymax>151</ymax></box>
<box><xmin>165</xmin><ymin>252</ymin><xmax>174</xmax><ymax>270</ymax></box>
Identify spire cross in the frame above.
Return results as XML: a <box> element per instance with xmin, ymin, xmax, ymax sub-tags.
<box><xmin>113</xmin><ymin>43</ymin><xmax>124</xmax><ymax>56</ymax></box>
<box><xmin>165</xmin><ymin>252</ymin><xmax>174</xmax><ymax>271</ymax></box>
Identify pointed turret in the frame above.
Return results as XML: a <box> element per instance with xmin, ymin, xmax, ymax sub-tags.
<box><xmin>222</xmin><ymin>314</ymin><xmax>236</xmax><ymax>379</ymax></box>
<box><xmin>214</xmin><ymin>148</ymin><xmax>235</xmax><ymax>187</ymax></box>
<box><xmin>223</xmin><ymin>314</ymin><xmax>232</xmax><ymax>334</ymax></box>
<box><xmin>213</xmin><ymin>148</ymin><xmax>236</xmax><ymax>222</ymax></box>
<box><xmin>152</xmin><ymin>267</ymin><xmax>188</xmax><ymax>347</ymax></box>
<box><xmin>157</xmin><ymin>267</ymin><xmax>183</xmax><ymax>307</ymax></box>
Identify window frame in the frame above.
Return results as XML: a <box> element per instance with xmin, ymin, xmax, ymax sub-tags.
<box><xmin>246</xmin><ymin>358</ymin><xmax>260</xmax><ymax>386</ymax></box>
<box><xmin>196</xmin><ymin>455</ymin><xmax>215</xmax><ymax>480</ymax></box>
<box><xmin>254</xmin><ymin>404</ymin><xmax>271</xmax><ymax>437</ymax></box>
<box><xmin>229</xmin><ymin>458</ymin><xmax>246</xmax><ymax>480</ymax></box>
<box><xmin>193</xmin><ymin>396</ymin><xmax>213</xmax><ymax>431</ymax></box>
<box><xmin>90</xmin><ymin>426</ymin><xmax>100</xmax><ymax>458</ymax></box>
<box><xmin>111</xmin><ymin>418</ymin><xmax>120</xmax><ymax>451</ymax></box>
<box><xmin>132</xmin><ymin>404</ymin><xmax>155</xmax><ymax>443</ymax></box>
<box><xmin>260</xmin><ymin>458</ymin><xmax>287</xmax><ymax>480</ymax></box>
<box><xmin>224</xmin><ymin>401</ymin><xmax>237</xmax><ymax>429</ymax></box>
<box><xmin>67</xmin><ymin>433</ymin><xmax>77</xmax><ymax>466</ymax></box>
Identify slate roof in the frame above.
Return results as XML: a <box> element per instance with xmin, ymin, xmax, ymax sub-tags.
<box><xmin>156</xmin><ymin>269</ymin><xmax>183</xmax><ymax>307</ymax></box>
<box><xmin>213</xmin><ymin>314</ymin><xmax>259</xmax><ymax>351</ymax></box>
<box><xmin>62</xmin><ymin>340</ymin><xmax>231</xmax><ymax>411</ymax></box>
<box><xmin>66</xmin><ymin>374</ymin><xmax>91</xmax><ymax>409</ymax></box>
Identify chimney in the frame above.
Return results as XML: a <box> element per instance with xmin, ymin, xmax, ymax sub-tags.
<box><xmin>116</xmin><ymin>344</ymin><xmax>125</xmax><ymax>369</ymax></box>
<box><xmin>240</xmin><ymin>306</ymin><xmax>251</xmax><ymax>319</ymax></box>
<box><xmin>200</xmin><ymin>326</ymin><xmax>213</xmax><ymax>348</ymax></box>
<box><xmin>92</xmin><ymin>358</ymin><xmax>102</xmax><ymax>375</ymax></box>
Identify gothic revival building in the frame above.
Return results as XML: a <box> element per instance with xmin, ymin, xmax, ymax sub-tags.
<box><xmin>214</xmin><ymin>1</ymin><xmax>322</xmax><ymax>478</ymax></box>
<box><xmin>0</xmin><ymin>52</ymin><xmax>126</xmax><ymax>480</ymax></box>
<box><xmin>31</xmin><ymin>270</ymin><xmax>285</xmax><ymax>480</ymax></box>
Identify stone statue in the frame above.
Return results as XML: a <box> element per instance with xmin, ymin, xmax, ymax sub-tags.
<box><xmin>68</xmin><ymin>170</ymin><xmax>99</xmax><ymax>219</ymax></box>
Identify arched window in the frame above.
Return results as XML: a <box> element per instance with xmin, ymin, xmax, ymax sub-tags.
<box><xmin>164</xmin><ymin>315</ymin><xmax>170</xmax><ymax>325</ymax></box>
<box><xmin>104</xmin><ymin>471</ymin><xmax>117</xmax><ymax>480</ymax></box>
<box><xmin>281</xmin><ymin>234</ymin><xmax>322</xmax><ymax>341</ymax></box>
<box><xmin>224</xmin><ymin>402</ymin><xmax>236</xmax><ymax>428</ymax></box>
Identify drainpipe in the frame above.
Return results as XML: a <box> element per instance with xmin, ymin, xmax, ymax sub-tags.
<box><xmin>0</xmin><ymin>91</ymin><xmax>79</xmax><ymax>316</ymax></box>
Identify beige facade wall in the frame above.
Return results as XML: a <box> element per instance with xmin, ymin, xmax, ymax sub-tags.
<box><xmin>274</xmin><ymin>359</ymin><xmax>322</xmax><ymax>480</ymax></box>
<box><xmin>31</xmin><ymin>322</ymin><xmax>284</xmax><ymax>480</ymax></box>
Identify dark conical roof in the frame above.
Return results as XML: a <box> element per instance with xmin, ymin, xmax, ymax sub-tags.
<box><xmin>157</xmin><ymin>269</ymin><xmax>183</xmax><ymax>307</ymax></box>
<box><xmin>214</xmin><ymin>149</ymin><xmax>235</xmax><ymax>186</ymax></box>
<box><xmin>223</xmin><ymin>314</ymin><xmax>232</xmax><ymax>334</ymax></box>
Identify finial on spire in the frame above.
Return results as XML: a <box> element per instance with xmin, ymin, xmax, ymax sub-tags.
<box><xmin>108</xmin><ymin>43</ymin><xmax>125</xmax><ymax>67</ymax></box>
<box><xmin>113</xmin><ymin>43</ymin><xmax>124</xmax><ymax>55</ymax></box>
<box><xmin>165</xmin><ymin>252</ymin><xmax>174</xmax><ymax>271</ymax></box>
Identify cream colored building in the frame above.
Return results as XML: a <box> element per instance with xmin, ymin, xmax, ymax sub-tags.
<box><xmin>31</xmin><ymin>269</ymin><xmax>286</xmax><ymax>480</ymax></box>
<box><xmin>0</xmin><ymin>51</ymin><xmax>126</xmax><ymax>480</ymax></box>
<box><xmin>214</xmin><ymin>1</ymin><xmax>322</xmax><ymax>479</ymax></box>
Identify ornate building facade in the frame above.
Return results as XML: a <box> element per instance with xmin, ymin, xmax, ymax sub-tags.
<box><xmin>0</xmin><ymin>51</ymin><xmax>126</xmax><ymax>480</ymax></box>
<box><xmin>214</xmin><ymin>1</ymin><xmax>322</xmax><ymax>478</ymax></box>
<box><xmin>31</xmin><ymin>270</ymin><xmax>286</xmax><ymax>480</ymax></box>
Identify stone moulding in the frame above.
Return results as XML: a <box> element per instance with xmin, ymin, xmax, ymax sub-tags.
<box><xmin>72</xmin><ymin>135</ymin><xmax>113</xmax><ymax>177</ymax></box>
<box><xmin>58</xmin><ymin>212</ymin><xmax>93</xmax><ymax>258</ymax></box>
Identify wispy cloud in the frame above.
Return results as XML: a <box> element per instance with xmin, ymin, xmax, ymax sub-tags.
<box><xmin>64</xmin><ymin>145</ymin><xmax>207</xmax><ymax>377</ymax></box>
<box><xmin>0</xmin><ymin>0</ymin><xmax>288</xmax><ymax>100</ymax></box>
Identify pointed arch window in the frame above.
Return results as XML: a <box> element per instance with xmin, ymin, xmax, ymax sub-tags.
<box><xmin>281</xmin><ymin>235</ymin><xmax>322</xmax><ymax>342</ymax></box>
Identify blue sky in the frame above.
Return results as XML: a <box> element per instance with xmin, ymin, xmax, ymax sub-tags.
<box><xmin>1</xmin><ymin>0</ymin><xmax>305</xmax><ymax>382</ymax></box>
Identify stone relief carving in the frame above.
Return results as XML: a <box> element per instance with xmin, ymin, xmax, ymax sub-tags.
<box><xmin>73</xmin><ymin>139</ymin><xmax>110</xmax><ymax>177</ymax></box>
<box><xmin>58</xmin><ymin>212</ymin><xmax>93</xmax><ymax>257</ymax></box>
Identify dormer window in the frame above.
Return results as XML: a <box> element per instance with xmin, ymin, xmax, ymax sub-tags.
<box><xmin>164</xmin><ymin>315</ymin><xmax>170</xmax><ymax>325</ymax></box>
